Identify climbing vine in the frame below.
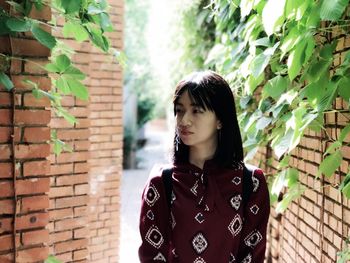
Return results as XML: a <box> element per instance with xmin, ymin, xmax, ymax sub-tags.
<box><xmin>203</xmin><ymin>0</ymin><xmax>350</xmax><ymax>260</ymax></box>
<box><xmin>0</xmin><ymin>0</ymin><xmax>124</xmax><ymax>154</ymax></box>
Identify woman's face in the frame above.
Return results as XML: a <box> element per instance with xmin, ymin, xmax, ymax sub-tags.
<box><xmin>175</xmin><ymin>90</ymin><xmax>221</xmax><ymax>151</ymax></box>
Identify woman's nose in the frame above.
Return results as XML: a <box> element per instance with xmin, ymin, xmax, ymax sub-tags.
<box><xmin>180</xmin><ymin>111</ymin><xmax>192</xmax><ymax>126</ymax></box>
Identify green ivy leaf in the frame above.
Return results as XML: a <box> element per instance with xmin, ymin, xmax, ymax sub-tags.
<box><xmin>287</xmin><ymin>35</ymin><xmax>315</xmax><ymax>81</ymax></box>
<box><xmin>338</xmin><ymin>77</ymin><xmax>350</xmax><ymax>101</ymax></box>
<box><xmin>44</xmin><ymin>63</ymin><xmax>60</xmax><ymax>73</ymax></box>
<box><xmin>320</xmin><ymin>0</ymin><xmax>349</xmax><ymax>21</ymax></box>
<box><xmin>240</xmin><ymin>0</ymin><xmax>255</xmax><ymax>18</ymax></box>
<box><xmin>62</xmin><ymin>21</ymin><xmax>89</xmax><ymax>42</ymax></box>
<box><xmin>0</xmin><ymin>72</ymin><xmax>14</xmax><ymax>91</ymax></box>
<box><xmin>56</xmin><ymin>106</ymin><xmax>77</xmax><ymax>125</ymax></box>
<box><xmin>66</xmin><ymin>78</ymin><xmax>88</xmax><ymax>100</ymax></box>
<box><xmin>6</xmin><ymin>17</ymin><xmax>32</xmax><ymax>32</ymax></box>
<box><xmin>272</xmin><ymin>128</ymin><xmax>293</xmax><ymax>159</ymax></box>
<box><xmin>256</xmin><ymin>116</ymin><xmax>272</xmax><ymax>130</ymax></box>
<box><xmin>276</xmin><ymin>184</ymin><xmax>305</xmax><ymax>213</ymax></box>
<box><xmin>339</xmin><ymin>124</ymin><xmax>350</xmax><ymax>143</ymax></box>
<box><xmin>60</xmin><ymin>0</ymin><xmax>81</xmax><ymax>14</ymax></box>
<box><xmin>99</xmin><ymin>12</ymin><xmax>114</xmax><ymax>32</ymax></box>
<box><xmin>250</xmin><ymin>42</ymin><xmax>279</xmax><ymax>78</ymax></box>
<box><xmin>324</xmin><ymin>141</ymin><xmax>342</xmax><ymax>156</ymax></box>
<box><xmin>86</xmin><ymin>23</ymin><xmax>109</xmax><ymax>52</ymax></box>
<box><xmin>280</xmin><ymin>26</ymin><xmax>300</xmax><ymax>59</ymax></box>
<box><xmin>64</xmin><ymin>66</ymin><xmax>85</xmax><ymax>80</ymax></box>
<box><xmin>55</xmin><ymin>54</ymin><xmax>71</xmax><ymax>73</ymax></box>
<box><xmin>339</xmin><ymin>172</ymin><xmax>350</xmax><ymax>197</ymax></box>
<box><xmin>55</xmin><ymin>76</ymin><xmax>71</xmax><ymax>95</ymax></box>
<box><xmin>31</xmin><ymin>24</ymin><xmax>57</xmax><ymax>49</ymax></box>
<box><xmin>263</xmin><ymin>75</ymin><xmax>288</xmax><ymax>100</ymax></box>
<box><xmin>262</xmin><ymin>0</ymin><xmax>286</xmax><ymax>36</ymax></box>
<box><xmin>318</xmin><ymin>150</ymin><xmax>343</xmax><ymax>177</ymax></box>
<box><xmin>87</xmin><ymin>4</ymin><xmax>104</xmax><ymax>15</ymax></box>
<box><xmin>317</xmin><ymin>81</ymin><xmax>337</xmax><ymax>112</ymax></box>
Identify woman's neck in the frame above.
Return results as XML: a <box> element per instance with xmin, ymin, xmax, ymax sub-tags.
<box><xmin>189</xmin><ymin>144</ymin><xmax>217</xmax><ymax>170</ymax></box>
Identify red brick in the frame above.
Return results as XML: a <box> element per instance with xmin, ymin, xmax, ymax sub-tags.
<box><xmin>22</xmin><ymin>229</ymin><xmax>49</xmax><ymax>246</ymax></box>
<box><xmin>74</xmin><ymin>140</ymin><xmax>90</xmax><ymax>151</ymax></box>
<box><xmin>57</xmin><ymin>129</ymin><xmax>90</xmax><ymax>140</ymax></box>
<box><xmin>10</xmin><ymin>59</ymin><xmax>22</xmax><ymax>74</ymax></box>
<box><xmin>74</xmin><ymin>162</ymin><xmax>89</xmax><ymax>173</ymax></box>
<box><xmin>0</xmin><ymin>36</ymin><xmax>11</xmax><ymax>54</ymax></box>
<box><xmin>49</xmin><ymin>208</ymin><xmax>73</xmax><ymax>221</ymax></box>
<box><xmin>0</xmin><ymin>163</ymin><xmax>13</xmax><ymax>178</ymax></box>
<box><xmin>54</xmin><ymin>238</ymin><xmax>88</xmax><ymax>254</ymax></box>
<box><xmin>17</xmin><ymin>246</ymin><xmax>49</xmax><ymax>262</ymax></box>
<box><xmin>50</xmin><ymin>163</ymin><xmax>73</xmax><ymax>175</ymax></box>
<box><xmin>24</xmin><ymin>59</ymin><xmax>48</xmax><ymax>74</ymax></box>
<box><xmin>74</xmin><ymin>227</ymin><xmax>89</xmax><ymax>239</ymax></box>
<box><xmin>56</xmin><ymin>173</ymin><xmax>88</xmax><ymax>186</ymax></box>
<box><xmin>0</xmin><ymin>218</ymin><xmax>12</xmax><ymax>234</ymax></box>
<box><xmin>0</xmin><ymin>109</ymin><xmax>11</xmax><ymax>124</ymax></box>
<box><xmin>23</xmin><ymin>159</ymin><xmax>50</xmax><ymax>176</ymax></box>
<box><xmin>23</xmin><ymin>127</ymin><xmax>50</xmax><ymax>143</ymax></box>
<box><xmin>15</xmin><ymin>143</ymin><xmax>50</xmax><ymax>159</ymax></box>
<box><xmin>23</xmin><ymin>93</ymin><xmax>50</xmax><ymax>107</ymax></box>
<box><xmin>55</xmin><ymin>151</ymin><xmax>89</xmax><ymax>163</ymax></box>
<box><xmin>0</xmin><ymin>181</ymin><xmax>14</xmax><ymax>197</ymax></box>
<box><xmin>11</xmin><ymin>38</ymin><xmax>50</xmax><ymax>57</ymax></box>
<box><xmin>16</xmin><ymin>212</ymin><xmax>49</xmax><ymax>230</ymax></box>
<box><xmin>16</xmin><ymin>178</ymin><xmax>50</xmax><ymax>195</ymax></box>
<box><xmin>0</xmin><ymin>199</ymin><xmax>14</xmax><ymax>214</ymax></box>
<box><xmin>50</xmin><ymin>230</ymin><xmax>72</xmax><ymax>244</ymax></box>
<box><xmin>21</xmin><ymin>195</ymin><xmax>49</xmax><ymax>213</ymax></box>
<box><xmin>49</xmin><ymin>186</ymin><xmax>73</xmax><ymax>198</ymax></box>
<box><xmin>0</xmin><ymin>234</ymin><xmax>13</xmax><ymax>251</ymax></box>
<box><xmin>0</xmin><ymin>127</ymin><xmax>21</xmax><ymax>143</ymax></box>
<box><xmin>11</xmin><ymin>75</ymin><xmax>51</xmax><ymax>91</ymax></box>
<box><xmin>74</xmin><ymin>206</ymin><xmax>87</xmax><ymax>217</ymax></box>
<box><xmin>55</xmin><ymin>195</ymin><xmax>88</xmax><ymax>209</ymax></box>
<box><xmin>54</xmin><ymin>217</ymin><xmax>88</xmax><ymax>232</ymax></box>
<box><xmin>73</xmin><ymin>248</ymin><xmax>88</xmax><ymax>260</ymax></box>
<box><xmin>15</xmin><ymin>109</ymin><xmax>51</xmax><ymax>125</ymax></box>
<box><xmin>74</xmin><ymin>184</ymin><xmax>89</xmax><ymax>195</ymax></box>
<box><xmin>0</xmin><ymin>92</ymin><xmax>12</xmax><ymax>105</ymax></box>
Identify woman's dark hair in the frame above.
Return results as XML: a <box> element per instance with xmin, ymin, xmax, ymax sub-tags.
<box><xmin>172</xmin><ymin>70</ymin><xmax>244</xmax><ymax>168</ymax></box>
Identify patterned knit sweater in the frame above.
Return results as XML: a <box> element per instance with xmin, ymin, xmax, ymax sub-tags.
<box><xmin>138</xmin><ymin>160</ymin><xmax>270</xmax><ymax>263</ymax></box>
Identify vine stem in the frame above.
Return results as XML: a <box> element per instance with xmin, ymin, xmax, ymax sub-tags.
<box><xmin>8</xmin><ymin>5</ymin><xmax>18</xmax><ymax>261</ymax></box>
<box><xmin>0</xmin><ymin>53</ymin><xmax>48</xmax><ymax>72</ymax></box>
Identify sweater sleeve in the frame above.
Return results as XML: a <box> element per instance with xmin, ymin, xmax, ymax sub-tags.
<box><xmin>138</xmin><ymin>165</ymin><xmax>171</xmax><ymax>262</ymax></box>
<box><xmin>236</xmin><ymin>168</ymin><xmax>270</xmax><ymax>263</ymax></box>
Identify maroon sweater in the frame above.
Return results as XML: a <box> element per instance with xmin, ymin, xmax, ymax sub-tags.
<box><xmin>138</xmin><ymin>160</ymin><xmax>270</xmax><ymax>263</ymax></box>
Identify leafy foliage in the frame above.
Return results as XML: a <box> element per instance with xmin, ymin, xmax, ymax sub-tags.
<box><xmin>0</xmin><ymin>0</ymin><xmax>124</xmax><ymax>155</ymax></box>
<box><xmin>196</xmin><ymin>2</ymin><xmax>350</xmax><ymax>259</ymax></box>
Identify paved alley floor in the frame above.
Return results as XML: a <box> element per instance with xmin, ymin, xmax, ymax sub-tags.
<box><xmin>120</xmin><ymin>119</ymin><xmax>172</xmax><ymax>263</ymax></box>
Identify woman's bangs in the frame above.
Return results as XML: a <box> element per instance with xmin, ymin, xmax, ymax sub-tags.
<box><xmin>187</xmin><ymin>85</ymin><xmax>214</xmax><ymax>111</ymax></box>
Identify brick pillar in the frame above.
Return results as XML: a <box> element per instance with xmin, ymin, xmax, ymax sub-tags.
<box><xmin>49</xmin><ymin>16</ymin><xmax>91</xmax><ymax>263</ymax></box>
<box><xmin>87</xmin><ymin>0</ymin><xmax>124</xmax><ymax>262</ymax></box>
<box><xmin>0</xmin><ymin>3</ymin><xmax>51</xmax><ymax>262</ymax></box>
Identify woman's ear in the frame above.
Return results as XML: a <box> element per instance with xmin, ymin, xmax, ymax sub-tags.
<box><xmin>217</xmin><ymin>120</ymin><xmax>222</xmax><ymax>130</ymax></box>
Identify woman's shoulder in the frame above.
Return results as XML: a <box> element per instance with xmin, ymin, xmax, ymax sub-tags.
<box><xmin>145</xmin><ymin>163</ymin><xmax>172</xmax><ymax>185</ymax></box>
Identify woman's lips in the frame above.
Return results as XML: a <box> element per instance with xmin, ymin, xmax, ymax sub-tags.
<box><xmin>180</xmin><ymin>130</ymin><xmax>194</xmax><ymax>136</ymax></box>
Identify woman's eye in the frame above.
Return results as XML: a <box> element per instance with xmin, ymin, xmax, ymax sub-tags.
<box><xmin>193</xmin><ymin>108</ymin><xmax>204</xmax><ymax>114</ymax></box>
<box><xmin>175</xmin><ymin>108</ymin><xmax>183</xmax><ymax>114</ymax></box>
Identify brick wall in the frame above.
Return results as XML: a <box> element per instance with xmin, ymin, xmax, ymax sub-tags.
<box><xmin>87</xmin><ymin>0</ymin><xmax>124</xmax><ymax>262</ymax></box>
<box><xmin>0</xmin><ymin>1</ymin><xmax>123</xmax><ymax>262</ymax></box>
<box><xmin>255</xmin><ymin>33</ymin><xmax>350</xmax><ymax>262</ymax></box>
<box><xmin>0</xmin><ymin>3</ymin><xmax>51</xmax><ymax>262</ymax></box>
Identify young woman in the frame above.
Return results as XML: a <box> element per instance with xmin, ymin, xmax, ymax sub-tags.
<box><xmin>138</xmin><ymin>71</ymin><xmax>270</xmax><ymax>263</ymax></box>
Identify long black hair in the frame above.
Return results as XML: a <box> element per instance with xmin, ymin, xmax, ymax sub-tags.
<box><xmin>172</xmin><ymin>70</ymin><xmax>244</xmax><ymax>168</ymax></box>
